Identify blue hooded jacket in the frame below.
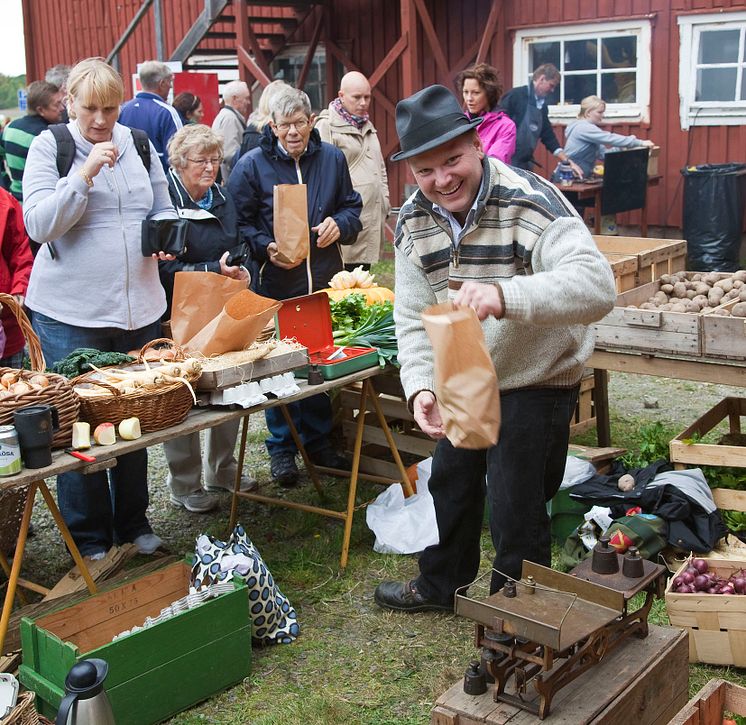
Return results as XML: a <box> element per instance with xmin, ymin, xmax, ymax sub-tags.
<box><xmin>228</xmin><ymin>126</ymin><xmax>362</xmax><ymax>299</ymax></box>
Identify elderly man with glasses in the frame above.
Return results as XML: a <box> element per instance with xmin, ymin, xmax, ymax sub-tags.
<box><xmin>229</xmin><ymin>87</ymin><xmax>362</xmax><ymax>488</ymax></box>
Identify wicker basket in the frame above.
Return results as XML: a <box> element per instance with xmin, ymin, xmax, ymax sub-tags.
<box><xmin>0</xmin><ymin>294</ymin><xmax>79</xmax><ymax>449</ymax></box>
<box><xmin>4</xmin><ymin>691</ymin><xmax>41</xmax><ymax>725</ymax></box>
<box><xmin>71</xmin><ymin>339</ymin><xmax>199</xmax><ymax>433</ymax></box>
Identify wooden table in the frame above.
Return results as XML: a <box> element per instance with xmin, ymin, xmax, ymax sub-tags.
<box><xmin>588</xmin><ymin>349</ymin><xmax>746</xmax><ymax>446</ymax></box>
<box><xmin>554</xmin><ymin>176</ymin><xmax>661</xmax><ymax>236</ymax></box>
<box><xmin>0</xmin><ymin>365</ymin><xmax>410</xmax><ymax>654</ymax></box>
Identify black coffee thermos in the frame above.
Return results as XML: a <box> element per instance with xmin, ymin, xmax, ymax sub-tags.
<box><xmin>13</xmin><ymin>404</ymin><xmax>59</xmax><ymax>468</ymax></box>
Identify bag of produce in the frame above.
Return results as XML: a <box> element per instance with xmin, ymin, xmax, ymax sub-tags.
<box><xmin>421</xmin><ymin>302</ymin><xmax>500</xmax><ymax>449</ymax></box>
<box><xmin>273</xmin><ymin>183</ymin><xmax>309</xmax><ymax>264</ymax></box>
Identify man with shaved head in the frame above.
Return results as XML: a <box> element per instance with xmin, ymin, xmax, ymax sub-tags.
<box><xmin>315</xmin><ymin>71</ymin><xmax>389</xmax><ymax>270</ymax></box>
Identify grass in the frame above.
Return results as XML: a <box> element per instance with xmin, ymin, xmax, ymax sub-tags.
<box><xmin>11</xmin><ymin>258</ymin><xmax>746</xmax><ymax>722</ymax></box>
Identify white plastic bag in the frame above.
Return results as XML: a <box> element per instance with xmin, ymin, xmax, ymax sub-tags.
<box><xmin>366</xmin><ymin>458</ymin><xmax>439</xmax><ymax>554</ymax></box>
<box><xmin>559</xmin><ymin>455</ymin><xmax>596</xmax><ymax>490</ymax></box>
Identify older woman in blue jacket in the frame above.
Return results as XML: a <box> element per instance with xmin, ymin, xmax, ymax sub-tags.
<box><xmin>229</xmin><ymin>87</ymin><xmax>362</xmax><ymax>488</ymax></box>
<box><xmin>23</xmin><ymin>57</ymin><xmax>177</xmax><ymax>559</ymax></box>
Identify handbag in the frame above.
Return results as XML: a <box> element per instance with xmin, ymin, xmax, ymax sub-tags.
<box><xmin>192</xmin><ymin>524</ymin><xmax>300</xmax><ymax>645</ymax></box>
<box><xmin>141</xmin><ymin>218</ymin><xmax>189</xmax><ymax>257</ymax></box>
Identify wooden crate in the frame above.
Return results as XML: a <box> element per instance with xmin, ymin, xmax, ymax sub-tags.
<box><xmin>431</xmin><ymin>624</ymin><xmax>688</xmax><ymax>724</ymax></box>
<box><xmin>670</xmin><ymin>397</ymin><xmax>746</xmax><ymax>468</ymax></box>
<box><xmin>665</xmin><ymin>558</ymin><xmax>746</xmax><ymax>667</ymax></box>
<box><xmin>593</xmin><ymin>235</ymin><xmax>687</xmax><ymax>285</ymax></box>
<box><xmin>669</xmin><ymin>678</ymin><xmax>746</xmax><ymax>725</ymax></box>
<box><xmin>19</xmin><ymin>561</ymin><xmax>251</xmax><ymax>724</ymax></box>
<box><xmin>701</xmin><ymin>298</ymin><xmax>746</xmax><ymax>360</ymax></box>
<box><xmin>593</xmin><ymin>281</ymin><xmax>703</xmax><ymax>356</ymax></box>
<box><xmin>604</xmin><ymin>253</ymin><xmax>639</xmax><ymax>293</ymax></box>
<box><xmin>340</xmin><ymin>371</ymin><xmax>597</xmax><ymax>478</ymax></box>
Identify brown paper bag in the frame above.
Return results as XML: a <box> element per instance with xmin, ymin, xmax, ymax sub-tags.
<box><xmin>170</xmin><ymin>271</ymin><xmax>281</xmax><ymax>356</ymax></box>
<box><xmin>273</xmin><ymin>184</ymin><xmax>309</xmax><ymax>264</ymax></box>
<box><xmin>422</xmin><ymin>302</ymin><xmax>500</xmax><ymax>449</ymax></box>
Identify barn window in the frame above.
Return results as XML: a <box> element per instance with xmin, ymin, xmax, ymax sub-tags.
<box><xmin>513</xmin><ymin>20</ymin><xmax>651</xmax><ymax>124</ymax></box>
<box><xmin>678</xmin><ymin>11</ymin><xmax>746</xmax><ymax>128</ymax></box>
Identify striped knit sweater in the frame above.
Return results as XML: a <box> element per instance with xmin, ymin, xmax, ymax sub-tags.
<box><xmin>1</xmin><ymin>115</ymin><xmax>51</xmax><ymax>201</ymax></box>
<box><xmin>393</xmin><ymin>156</ymin><xmax>616</xmax><ymax>403</ymax></box>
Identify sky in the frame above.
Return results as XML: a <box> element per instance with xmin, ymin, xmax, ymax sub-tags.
<box><xmin>0</xmin><ymin>0</ymin><xmax>26</xmax><ymax>77</ymax></box>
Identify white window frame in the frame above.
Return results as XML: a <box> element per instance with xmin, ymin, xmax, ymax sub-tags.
<box><xmin>513</xmin><ymin>19</ymin><xmax>652</xmax><ymax>125</ymax></box>
<box><xmin>679</xmin><ymin>11</ymin><xmax>746</xmax><ymax>129</ymax></box>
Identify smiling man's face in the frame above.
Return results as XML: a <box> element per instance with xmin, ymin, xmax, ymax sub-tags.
<box><xmin>408</xmin><ymin>132</ymin><xmax>484</xmax><ymax>224</ymax></box>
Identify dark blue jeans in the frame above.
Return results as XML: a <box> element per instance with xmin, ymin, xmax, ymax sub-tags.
<box><xmin>32</xmin><ymin>312</ymin><xmax>161</xmax><ymax>556</ymax></box>
<box><xmin>415</xmin><ymin>386</ymin><xmax>579</xmax><ymax>604</ymax></box>
<box><xmin>265</xmin><ymin>393</ymin><xmax>333</xmax><ymax>457</ymax></box>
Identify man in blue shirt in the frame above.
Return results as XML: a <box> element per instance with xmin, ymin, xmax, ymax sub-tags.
<box><xmin>119</xmin><ymin>61</ymin><xmax>182</xmax><ymax>172</ymax></box>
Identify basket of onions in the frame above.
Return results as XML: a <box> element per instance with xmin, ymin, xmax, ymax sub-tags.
<box><xmin>665</xmin><ymin>557</ymin><xmax>746</xmax><ymax>667</ymax></box>
<box><xmin>0</xmin><ymin>293</ymin><xmax>79</xmax><ymax>449</ymax></box>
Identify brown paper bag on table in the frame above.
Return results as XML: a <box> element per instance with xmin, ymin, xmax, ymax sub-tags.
<box><xmin>273</xmin><ymin>184</ymin><xmax>309</xmax><ymax>264</ymax></box>
<box><xmin>421</xmin><ymin>302</ymin><xmax>500</xmax><ymax>449</ymax></box>
<box><xmin>170</xmin><ymin>271</ymin><xmax>281</xmax><ymax>356</ymax></box>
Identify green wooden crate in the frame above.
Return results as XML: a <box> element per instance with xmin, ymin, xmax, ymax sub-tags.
<box><xmin>19</xmin><ymin>561</ymin><xmax>251</xmax><ymax>724</ymax></box>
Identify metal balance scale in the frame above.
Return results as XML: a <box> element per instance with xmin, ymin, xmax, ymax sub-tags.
<box><xmin>455</xmin><ymin>537</ymin><xmax>667</xmax><ymax>719</ymax></box>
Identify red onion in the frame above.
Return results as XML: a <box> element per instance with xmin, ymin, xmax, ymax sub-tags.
<box><xmin>692</xmin><ymin>558</ymin><xmax>709</xmax><ymax>574</ymax></box>
<box><xmin>732</xmin><ymin>577</ymin><xmax>746</xmax><ymax>594</ymax></box>
<box><xmin>675</xmin><ymin>584</ymin><xmax>694</xmax><ymax>593</ymax></box>
<box><xmin>686</xmin><ymin>566</ymin><xmax>699</xmax><ymax>577</ymax></box>
<box><xmin>672</xmin><ymin>576</ymin><xmax>685</xmax><ymax>588</ymax></box>
<box><xmin>721</xmin><ymin>584</ymin><xmax>735</xmax><ymax>595</ymax></box>
<box><xmin>681</xmin><ymin>571</ymin><xmax>695</xmax><ymax>585</ymax></box>
<box><xmin>707</xmin><ymin>586</ymin><xmax>719</xmax><ymax>594</ymax></box>
<box><xmin>694</xmin><ymin>575</ymin><xmax>709</xmax><ymax>590</ymax></box>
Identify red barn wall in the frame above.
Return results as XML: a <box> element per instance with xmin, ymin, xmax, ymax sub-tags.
<box><xmin>21</xmin><ymin>0</ymin><xmax>746</xmax><ymax>230</ymax></box>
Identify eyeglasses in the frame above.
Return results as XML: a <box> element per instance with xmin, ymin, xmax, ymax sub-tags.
<box><xmin>274</xmin><ymin>119</ymin><xmax>309</xmax><ymax>132</ymax></box>
<box><xmin>187</xmin><ymin>157</ymin><xmax>222</xmax><ymax>168</ymax></box>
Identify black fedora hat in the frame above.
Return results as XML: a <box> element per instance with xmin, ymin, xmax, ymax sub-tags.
<box><xmin>391</xmin><ymin>84</ymin><xmax>482</xmax><ymax>161</ymax></box>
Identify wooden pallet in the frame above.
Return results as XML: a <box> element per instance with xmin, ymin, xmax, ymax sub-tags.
<box><xmin>431</xmin><ymin>625</ymin><xmax>688</xmax><ymax>725</ymax></box>
<box><xmin>340</xmin><ymin>371</ymin><xmax>597</xmax><ymax>479</ymax></box>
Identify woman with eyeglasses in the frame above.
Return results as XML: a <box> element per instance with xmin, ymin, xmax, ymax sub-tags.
<box><xmin>172</xmin><ymin>92</ymin><xmax>204</xmax><ymax>126</ymax></box>
<box><xmin>159</xmin><ymin>124</ymin><xmax>256</xmax><ymax>514</ymax></box>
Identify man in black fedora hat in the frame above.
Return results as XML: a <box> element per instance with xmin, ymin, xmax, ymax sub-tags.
<box><xmin>374</xmin><ymin>84</ymin><xmax>615</xmax><ymax>613</ymax></box>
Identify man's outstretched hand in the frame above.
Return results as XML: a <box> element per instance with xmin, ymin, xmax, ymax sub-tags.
<box><xmin>413</xmin><ymin>390</ymin><xmax>446</xmax><ymax>439</ymax></box>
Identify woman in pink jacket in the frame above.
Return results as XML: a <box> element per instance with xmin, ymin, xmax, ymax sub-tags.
<box><xmin>457</xmin><ymin>63</ymin><xmax>516</xmax><ymax>164</ymax></box>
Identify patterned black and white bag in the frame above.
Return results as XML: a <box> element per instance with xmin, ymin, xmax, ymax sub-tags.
<box><xmin>192</xmin><ymin>524</ymin><xmax>300</xmax><ymax>645</ymax></box>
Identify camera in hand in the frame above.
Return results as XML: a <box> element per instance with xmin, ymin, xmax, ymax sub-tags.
<box><xmin>225</xmin><ymin>242</ymin><xmax>250</xmax><ymax>268</ymax></box>
<box><xmin>141</xmin><ymin>219</ymin><xmax>189</xmax><ymax>257</ymax></box>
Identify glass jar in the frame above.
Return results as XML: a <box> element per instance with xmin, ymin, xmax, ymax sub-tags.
<box><xmin>558</xmin><ymin>161</ymin><xmax>574</xmax><ymax>186</ymax></box>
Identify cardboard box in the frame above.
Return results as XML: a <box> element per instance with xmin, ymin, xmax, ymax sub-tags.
<box><xmin>19</xmin><ymin>562</ymin><xmax>251</xmax><ymax>724</ymax></box>
<box><xmin>276</xmin><ymin>292</ymin><xmax>379</xmax><ymax>379</ymax></box>
<box><xmin>665</xmin><ymin>558</ymin><xmax>746</xmax><ymax>667</ymax></box>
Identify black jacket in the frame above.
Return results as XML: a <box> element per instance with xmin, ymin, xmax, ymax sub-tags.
<box><xmin>500</xmin><ymin>83</ymin><xmax>561</xmax><ymax>166</ymax></box>
<box><xmin>228</xmin><ymin>126</ymin><xmax>362</xmax><ymax>299</ymax></box>
<box><xmin>158</xmin><ymin>169</ymin><xmax>240</xmax><ymax>317</ymax></box>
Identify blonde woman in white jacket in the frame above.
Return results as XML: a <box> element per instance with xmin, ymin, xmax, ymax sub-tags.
<box><xmin>23</xmin><ymin>57</ymin><xmax>177</xmax><ymax>560</ymax></box>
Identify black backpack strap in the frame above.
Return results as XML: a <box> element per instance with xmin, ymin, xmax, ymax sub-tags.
<box><xmin>49</xmin><ymin>123</ymin><xmax>76</xmax><ymax>178</ymax></box>
<box><xmin>50</xmin><ymin>124</ymin><xmax>151</xmax><ymax>177</ymax></box>
<box><xmin>129</xmin><ymin>127</ymin><xmax>151</xmax><ymax>173</ymax></box>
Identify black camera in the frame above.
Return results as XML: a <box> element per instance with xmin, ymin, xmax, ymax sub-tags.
<box><xmin>141</xmin><ymin>219</ymin><xmax>189</xmax><ymax>257</ymax></box>
<box><xmin>225</xmin><ymin>242</ymin><xmax>250</xmax><ymax>268</ymax></box>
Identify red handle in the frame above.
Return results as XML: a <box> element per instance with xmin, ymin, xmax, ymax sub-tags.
<box><xmin>64</xmin><ymin>448</ymin><xmax>96</xmax><ymax>463</ymax></box>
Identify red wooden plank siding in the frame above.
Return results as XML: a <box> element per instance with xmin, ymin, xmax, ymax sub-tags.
<box><xmin>19</xmin><ymin>0</ymin><xmax>746</xmax><ymax>230</ymax></box>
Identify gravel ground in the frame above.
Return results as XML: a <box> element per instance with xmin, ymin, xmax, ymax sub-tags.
<box><xmin>13</xmin><ymin>371</ymin><xmax>740</xmax><ymax>590</ymax></box>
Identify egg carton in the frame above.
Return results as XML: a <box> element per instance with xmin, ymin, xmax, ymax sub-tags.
<box><xmin>207</xmin><ymin>372</ymin><xmax>301</xmax><ymax>408</ymax></box>
<box><xmin>111</xmin><ymin>581</ymin><xmax>235</xmax><ymax>642</ymax></box>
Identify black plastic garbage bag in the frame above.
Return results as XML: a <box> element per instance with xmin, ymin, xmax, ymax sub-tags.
<box><xmin>681</xmin><ymin>163</ymin><xmax>746</xmax><ymax>271</ymax></box>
